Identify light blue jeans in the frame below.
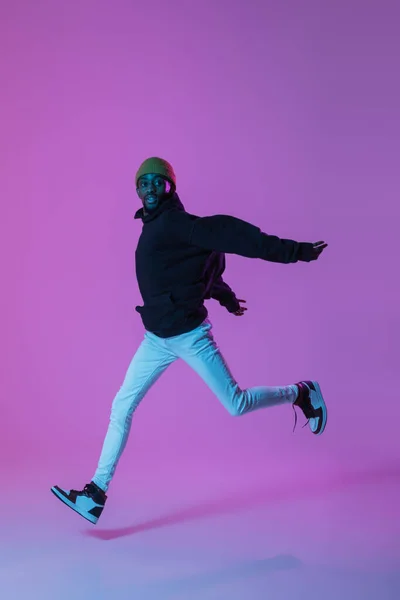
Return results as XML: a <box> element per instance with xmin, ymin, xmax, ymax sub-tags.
<box><xmin>93</xmin><ymin>319</ymin><xmax>297</xmax><ymax>492</ymax></box>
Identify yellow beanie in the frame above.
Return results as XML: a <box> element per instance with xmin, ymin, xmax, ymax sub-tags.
<box><xmin>135</xmin><ymin>157</ymin><xmax>176</xmax><ymax>188</ymax></box>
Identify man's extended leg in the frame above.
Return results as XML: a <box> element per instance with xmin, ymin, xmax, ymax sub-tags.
<box><xmin>170</xmin><ymin>319</ymin><xmax>327</xmax><ymax>432</ymax></box>
<box><xmin>91</xmin><ymin>332</ymin><xmax>178</xmax><ymax>491</ymax></box>
<box><xmin>51</xmin><ymin>331</ymin><xmax>178</xmax><ymax>523</ymax></box>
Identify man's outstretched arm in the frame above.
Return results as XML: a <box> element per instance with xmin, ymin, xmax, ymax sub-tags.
<box><xmin>168</xmin><ymin>212</ymin><xmax>327</xmax><ymax>263</ymax></box>
<box><xmin>191</xmin><ymin>214</ymin><xmax>327</xmax><ymax>263</ymax></box>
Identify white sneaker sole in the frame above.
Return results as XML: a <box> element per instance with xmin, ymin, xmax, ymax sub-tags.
<box><xmin>51</xmin><ymin>487</ymin><xmax>99</xmax><ymax>524</ymax></box>
<box><xmin>309</xmin><ymin>381</ymin><xmax>327</xmax><ymax>435</ymax></box>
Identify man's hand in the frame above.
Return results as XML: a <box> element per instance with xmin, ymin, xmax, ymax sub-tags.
<box><xmin>312</xmin><ymin>241</ymin><xmax>328</xmax><ymax>257</ymax></box>
<box><xmin>299</xmin><ymin>241</ymin><xmax>328</xmax><ymax>262</ymax></box>
<box><xmin>233</xmin><ymin>299</ymin><xmax>248</xmax><ymax>316</ymax></box>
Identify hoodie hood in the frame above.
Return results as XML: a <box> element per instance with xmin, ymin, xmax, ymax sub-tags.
<box><xmin>134</xmin><ymin>192</ymin><xmax>185</xmax><ymax>223</ymax></box>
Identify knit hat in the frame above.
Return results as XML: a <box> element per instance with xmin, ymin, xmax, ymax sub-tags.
<box><xmin>135</xmin><ymin>157</ymin><xmax>176</xmax><ymax>188</ymax></box>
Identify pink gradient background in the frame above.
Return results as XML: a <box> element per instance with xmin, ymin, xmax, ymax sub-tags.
<box><xmin>1</xmin><ymin>1</ymin><xmax>399</xmax><ymax>598</ymax></box>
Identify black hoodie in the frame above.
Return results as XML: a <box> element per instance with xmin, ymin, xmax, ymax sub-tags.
<box><xmin>133</xmin><ymin>193</ymin><xmax>312</xmax><ymax>338</ymax></box>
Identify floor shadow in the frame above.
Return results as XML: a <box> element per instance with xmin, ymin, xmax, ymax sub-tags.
<box><xmin>140</xmin><ymin>554</ymin><xmax>302</xmax><ymax>597</ymax></box>
<box><xmin>84</xmin><ymin>462</ymin><xmax>400</xmax><ymax>541</ymax></box>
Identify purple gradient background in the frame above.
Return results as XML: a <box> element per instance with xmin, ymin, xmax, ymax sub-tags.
<box><xmin>1</xmin><ymin>1</ymin><xmax>399</xmax><ymax>598</ymax></box>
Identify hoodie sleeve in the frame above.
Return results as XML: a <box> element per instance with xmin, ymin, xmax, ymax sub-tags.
<box><xmin>201</xmin><ymin>250</ymin><xmax>240</xmax><ymax>313</ymax></box>
<box><xmin>191</xmin><ymin>214</ymin><xmax>304</xmax><ymax>263</ymax></box>
<box><xmin>209</xmin><ymin>276</ymin><xmax>241</xmax><ymax>313</ymax></box>
<box><xmin>167</xmin><ymin>210</ymin><xmax>308</xmax><ymax>264</ymax></box>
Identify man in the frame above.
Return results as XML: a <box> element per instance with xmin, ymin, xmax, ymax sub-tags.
<box><xmin>51</xmin><ymin>157</ymin><xmax>328</xmax><ymax>525</ymax></box>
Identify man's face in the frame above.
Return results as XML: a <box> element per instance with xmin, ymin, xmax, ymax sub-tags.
<box><xmin>136</xmin><ymin>174</ymin><xmax>168</xmax><ymax>212</ymax></box>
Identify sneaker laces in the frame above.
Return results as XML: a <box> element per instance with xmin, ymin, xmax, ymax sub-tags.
<box><xmin>292</xmin><ymin>404</ymin><xmax>310</xmax><ymax>432</ymax></box>
<box><xmin>292</xmin><ymin>398</ymin><xmax>315</xmax><ymax>433</ymax></box>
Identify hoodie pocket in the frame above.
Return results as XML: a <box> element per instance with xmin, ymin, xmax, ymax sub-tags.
<box><xmin>135</xmin><ymin>293</ymin><xmax>186</xmax><ymax>330</ymax></box>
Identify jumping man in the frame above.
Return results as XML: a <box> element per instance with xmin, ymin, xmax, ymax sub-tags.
<box><xmin>51</xmin><ymin>157</ymin><xmax>328</xmax><ymax>524</ymax></box>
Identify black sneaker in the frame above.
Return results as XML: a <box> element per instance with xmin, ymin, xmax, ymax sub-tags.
<box><xmin>50</xmin><ymin>482</ymin><xmax>107</xmax><ymax>524</ymax></box>
<box><xmin>293</xmin><ymin>380</ymin><xmax>327</xmax><ymax>435</ymax></box>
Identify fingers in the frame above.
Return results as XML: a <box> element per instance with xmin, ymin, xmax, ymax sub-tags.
<box><xmin>312</xmin><ymin>242</ymin><xmax>328</xmax><ymax>258</ymax></box>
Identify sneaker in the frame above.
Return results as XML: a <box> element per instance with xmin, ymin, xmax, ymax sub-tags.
<box><xmin>50</xmin><ymin>482</ymin><xmax>107</xmax><ymax>524</ymax></box>
<box><xmin>293</xmin><ymin>380</ymin><xmax>327</xmax><ymax>435</ymax></box>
